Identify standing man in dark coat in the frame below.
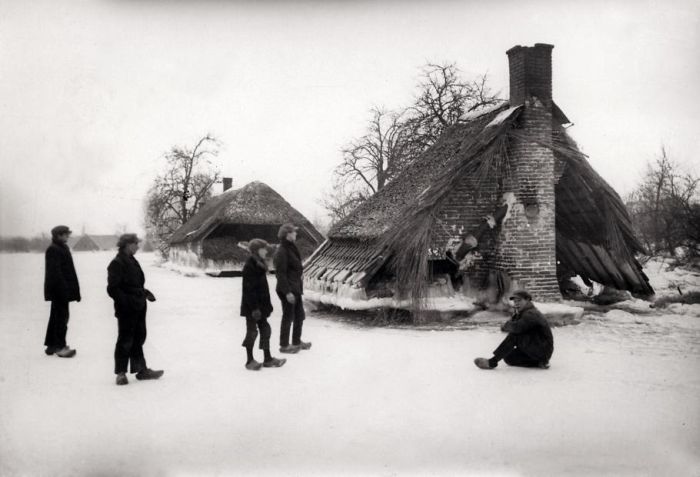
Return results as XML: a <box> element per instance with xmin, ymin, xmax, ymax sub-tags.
<box><xmin>240</xmin><ymin>239</ymin><xmax>285</xmax><ymax>370</ymax></box>
<box><xmin>107</xmin><ymin>233</ymin><xmax>163</xmax><ymax>386</ymax></box>
<box><xmin>474</xmin><ymin>290</ymin><xmax>553</xmax><ymax>370</ymax></box>
<box><xmin>274</xmin><ymin>223</ymin><xmax>311</xmax><ymax>354</ymax></box>
<box><xmin>44</xmin><ymin>225</ymin><xmax>80</xmax><ymax>358</ymax></box>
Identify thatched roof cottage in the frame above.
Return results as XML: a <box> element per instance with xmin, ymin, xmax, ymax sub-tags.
<box><xmin>71</xmin><ymin>234</ymin><xmax>119</xmax><ymax>252</ymax></box>
<box><xmin>169</xmin><ymin>181</ymin><xmax>324</xmax><ymax>275</ymax></box>
<box><xmin>304</xmin><ymin>43</ymin><xmax>653</xmax><ymax>311</ymax></box>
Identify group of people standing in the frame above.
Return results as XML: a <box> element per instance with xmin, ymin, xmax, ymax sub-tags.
<box><xmin>42</xmin><ymin>222</ymin><xmax>313</xmax><ymax>384</ymax></box>
<box><xmin>43</xmin><ymin>226</ymin><xmax>163</xmax><ymax>385</ymax></box>
<box><xmin>240</xmin><ymin>223</ymin><xmax>311</xmax><ymax>370</ymax></box>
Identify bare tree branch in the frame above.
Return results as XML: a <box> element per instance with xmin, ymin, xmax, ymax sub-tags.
<box><xmin>144</xmin><ymin>135</ymin><xmax>221</xmax><ymax>254</ymax></box>
<box><xmin>323</xmin><ymin>61</ymin><xmax>500</xmax><ymax>224</ymax></box>
<box><xmin>626</xmin><ymin>146</ymin><xmax>700</xmax><ymax>259</ymax></box>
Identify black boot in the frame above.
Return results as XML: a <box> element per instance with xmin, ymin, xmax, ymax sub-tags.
<box><xmin>135</xmin><ymin>368</ymin><xmax>164</xmax><ymax>380</ymax></box>
<box><xmin>245</xmin><ymin>360</ymin><xmax>263</xmax><ymax>371</ymax></box>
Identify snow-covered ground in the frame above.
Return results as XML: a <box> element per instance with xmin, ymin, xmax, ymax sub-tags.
<box><xmin>1</xmin><ymin>251</ymin><xmax>699</xmax><ymax>476</ymax></box>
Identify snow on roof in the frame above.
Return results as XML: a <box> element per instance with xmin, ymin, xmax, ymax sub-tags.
<box><xmin>459</xmin><ymin>101</ymin><xmax>509</xmax><ymax>122</ymax></box>
<box><xmin>486</xmin><ymin>105</ymin><xmax>522</xmax><ymax>128</ymax></box>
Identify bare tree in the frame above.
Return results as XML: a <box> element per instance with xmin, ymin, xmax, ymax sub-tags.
<box><xmin>336</xmin><ymin>107</ymin><xmax>413</xmax><ymax>196</ymax></box>
<box><xmin>320</xmin><ymin>178</ymin><xmax>372</xmax><ymax>224</ymax></box>
<box><xmin>405</xmin><ymin>63</ymin><xmax>500</xmax><ymax>150</ymax></box>
<box><xmin>145</xmin><ymin>135</ymin><xmax>221</xmax><ymax>251</ymax></box>
<box><xmin>322</xmin><ymin>61</ymin><xmax>500</xmax><ymax>224</ymax></box>
<box><xmin>627</xmin><ymin>146</ymin><xmax>700</xmax><ymax>260</ymax></box>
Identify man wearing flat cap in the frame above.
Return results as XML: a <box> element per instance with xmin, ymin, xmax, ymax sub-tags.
<box><xmin>43</xmin><ymin>225</ymin><xmax>80</xmax><ymax>358</ymax></box>
<box><xmin>274</xmin><ymin>223</ymin><xmax>311</xmax><ymax>353</ymax></box>
<box><xmin>107</xmin><ymin>233</ymin><xmax>163</xmax><ymax>385</ymax></box>
<box><xmin>474</xmin><ymin>290</ymin><xmax>553</xmax><ymax>370</ymax></box>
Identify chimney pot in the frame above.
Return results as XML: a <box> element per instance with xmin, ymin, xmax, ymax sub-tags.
<box><xmin>507</xmin><ymin>43</ymin><xmax>554</xmax><ymax>107</ymax></box>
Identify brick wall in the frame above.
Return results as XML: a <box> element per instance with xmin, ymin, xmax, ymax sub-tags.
<box><xmin>499</xmin><ymin>43</ymin><xmax>560</xmax><ymax>301</ymax></box>
<box><xmin>429</xmin><ymin>119</ymin><xmax>560</xmax><ymax>302</ymax></box>
<box><xmin>429</xmin><ymin>44</ymin><xmax>561</xmax><ymax>302</ymax></box>
<box><xmin>495</xmin><ymin>101</ymin><xmax>560</xmax><ymax>301</ymax></box>
<box><xmin>432</xmin><ymin>170</ymin><xmax>501</xmax><ymax>287</ymax></box>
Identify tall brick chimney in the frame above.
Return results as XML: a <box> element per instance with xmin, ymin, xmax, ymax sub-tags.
<box><xmin>507</xmin><ymin>43</ymin><xmax>553</xmax><ymax>108</ymax></box>
<box><xmin>497</xmin><ymin>43</ymin><xmax>560</xmax><ymax>302</ymax></box>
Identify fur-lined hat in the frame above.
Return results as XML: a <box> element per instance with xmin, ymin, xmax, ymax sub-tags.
<box><xmin>277</xmin><ymin>223</ymin><xmax>299</xmax><ymax>240</ymax></box>
<box><xmin>248</xmin><ymin>238</ymin><xmax>269</xmax><ymax>256</ymax></box>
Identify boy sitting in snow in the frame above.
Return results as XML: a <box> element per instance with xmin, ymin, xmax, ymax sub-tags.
<box><xmin>240</xmin><ymin>239</ymin><xmax>286</xmax><ymax>371</ymax></box>
<box><xmin>474</xmin><ymin>290</ymin><xmax>553</xmax><ymax>370</ymax></box>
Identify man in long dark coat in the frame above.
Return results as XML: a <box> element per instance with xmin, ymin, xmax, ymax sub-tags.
<box><xmin>44</xmin><ymin>225</ymin><xmax>80</xmax><ymax>358</ymax></box>
<box><xmin>274</xmin><ymin>223</ymin><xmax>311</xmax><ymax>354</ymax></box>
<box><xmin>474</xmin><ymin>290</ymin><xmax>554</xmax><ymax>370</ymax></box>
<box><xmin>107</xmin><ymin>233</ymin><xmax>163</xmax><ymax>386</ymax></box>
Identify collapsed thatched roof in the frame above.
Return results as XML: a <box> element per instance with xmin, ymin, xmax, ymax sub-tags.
<box><xmin>330</xmin><ymin>102</ymin><xmax>513</xmax><ymax>240</ymax></box>
<box><xmin>169</xmin><ymin>181</ymin><xmax>324</xmax><ymax>245</ymax></box>
<box><xmin>307</xmin><ymin>100</ymin><xmax>653</xmax><ymax>297</ymax></box>
<box><xmin>550</xmin><ymin>128</ymin><xmax>650</xmax><ymax>293</ymax></box>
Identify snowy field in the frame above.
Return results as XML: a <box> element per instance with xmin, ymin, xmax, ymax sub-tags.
<box><xmin>1</xmin><ymin>252</ymin><xmax>699</xmax><ymax>477</ymax></box>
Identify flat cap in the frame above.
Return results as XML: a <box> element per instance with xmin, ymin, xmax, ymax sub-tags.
<box><xmin>51</xmin><ymin>225</ymin><xmax>72</xmax><ymax>237</ymax></box>
<box><xmin>509</xmin><ymin>290</ymin><xmax>532</xmax><ymax>301</ymax></box>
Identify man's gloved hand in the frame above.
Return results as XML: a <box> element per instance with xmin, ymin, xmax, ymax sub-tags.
<box><xmin>145</xmin><ymin>289</ymin><xmax>156</xmax><ymax>302</ymax></box>
<box><xmin>252</xmin><ymin>309</ymin><xmax>262</xmax><ymax>321</ymax></box>
<box><xmin>285</xmin><ymin>293</ymin><xmax>296</xmax><ymax>305</ymax></box>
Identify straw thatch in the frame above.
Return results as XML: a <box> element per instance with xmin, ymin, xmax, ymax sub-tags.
<box><xmin>330</xmin><ymin>103</ymin><xmax>514</xmax><ymax>241</ymax></box>
<box><xmin>305</xmin><ymin>99</ymin><xmax>653</xmax><ymax>311</ymax></box>
<box><xmin>169</xmin><ymin>181</ymin><xmax>323</xmax><ymax>272</ymax></box>
<box><xmin>170</xmin><ymin>181</ymin><xmax>323</xmax><ymax>245</ymax></box>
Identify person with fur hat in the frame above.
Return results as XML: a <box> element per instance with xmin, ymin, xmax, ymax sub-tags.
<box><xmin>107</xmin><ymin>233</ymin><xmax>163</xmax><ymax>385</ymax></box>
<box><xmin>273</xmin><ymin>223</ymin><xmax>311</xmax><ymax>353</ymax></box>
<box><xmin>43</xmin><ymin>225</ymin><xmax>80</xmax><ymax>358</ymax></box>
<box><xmin>474</xmin><ymin>290</ymin><xmax>554</xmax><ymax>370</ymax></box>
<box><xmin>240</xmin><ymin>239</ymin><xmax>285</xmax><ymax>370</ymax></box>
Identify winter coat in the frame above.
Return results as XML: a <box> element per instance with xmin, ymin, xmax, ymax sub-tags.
<box><xmin>274</xmin><ymin>239</ymin><xmax>303</xmax><ymax>295</ymax></box>
<box><xmin>501</xmin><ymin>302</ymin><xmax>554</xmax><ymax>362</ymax></box>
<box><xmin>107</xmin><ymin>252</ymin><xmax>149</xmax><ymax>317</ymax></box>
<box><xmin>44</xmin><ymin>239</ymin><xmax>81</xmax><ymax>302</ymax></box>
<box><xmin>240</xmin><ymin>255</ymin><xmax>273</xmax><ymax>318</ymax></box>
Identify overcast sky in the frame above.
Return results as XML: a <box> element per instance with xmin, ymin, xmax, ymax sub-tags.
<box><xmin>1</xmin><ymin>0</ymin><xmax>698</xmax><ymax>238</ymax></box>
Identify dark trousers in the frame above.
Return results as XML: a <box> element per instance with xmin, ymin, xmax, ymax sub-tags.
<box><xmin>45</xmin><ymin>300</ymin><xmax>69</xmax><ymax>348</ymax></box>
<box><xmin>242</xmin><ymin>317</ymin><xmax>271</xmax><ymax>350</ymax></box>
<box><xmin>277</xmin><ymin>292</ymin><xmax>305</xmax><ymax>347</ymax></box>
<box><xmin>114</xmin><ymin>307</ymin><xmax>147</xmax><ymax>374</ymax></box>
<box><xmin>492</xmin><ymin>334</ymin><xmax>542</xmax><ymax>368</ymax></box>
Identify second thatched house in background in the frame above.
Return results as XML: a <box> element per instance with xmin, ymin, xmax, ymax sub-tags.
<box><xmin>168</xmin><ymin>181</ymin><xmax>324</xmax><ymax>275</ymax></box>
<box><xmin>68</xmin><ymin>234</ymin><xmax>120</xmax><ymax>252</ymax></box>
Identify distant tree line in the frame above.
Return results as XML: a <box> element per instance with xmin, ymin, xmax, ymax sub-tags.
<box><xmin>322</xmin><ymin>62</ymin><xmax>501</xmax><ymax>224</ymax></box>
<box><xmin>0</xmin><ymin>235</ymin><xmax>51</xmax><ymax>253</ymax></box>
<box><xmin>626</xmin><ymin>146</ymin><xmax>700</xmax><ymax>263</ymax></box>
